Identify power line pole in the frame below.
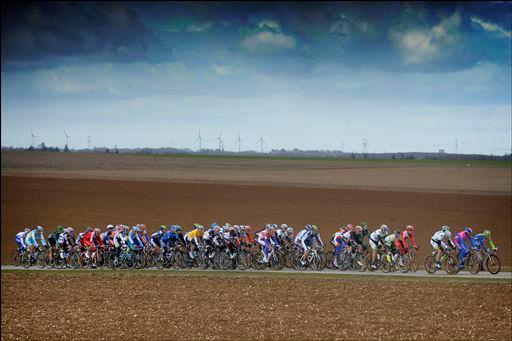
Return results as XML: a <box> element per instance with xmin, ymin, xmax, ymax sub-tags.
<box><xmin>87</xmin><ymin>136</ymin><xmax>92</xmax><ymax>150</ymax></box>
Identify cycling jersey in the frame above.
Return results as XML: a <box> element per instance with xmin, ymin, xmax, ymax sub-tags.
<box><xmin>162</xmin><ymin>231</ymin><xmax>180</xmax><ymax>248</ymax></box>
<box><xmin>25</xmin><ymin>230</ymin><xmax>47</xmax><ymax>248</ymax></box>
<box><xmin>83</xmin><ymin>231</ymin><xmax>104</xmax><ymax>251</ymax></box>
<box><xmin>48</xmin><ymin>230</ymin><xmax>62</xmax><ymax>247</ymax></box>
<box><xmin>185</xmin><ymin>229</ymin><xmax>204</xmax><ymax>243</ymax></box>
<box><xmin>400</xmin><ymin>230</ymin><xmax>416</xmax><ymax>249</ymax></box>
<box><xmin>294</xmin><ymin>229</ymin><xmax>323</xmax><ymax>251</ymax></box>
<box><xmin>128</xmin><ymin>231</ymin><xmax>143</xmax><ymax>249</ymax></box>
<box><xmin>430</xmin><ymin>230</ymin><xmax>454</xmax><ymax>250</ymax></box>
<box><xmin>150</xmin><ymin>230</ymin><xmax>165</xmax><ymax>247</ymax></box>
<box><xmin>15</xmin><ymin>231</ymin><xmax>28</xmax><ymax>249</ymax></box>
<box><xmin>384</xmin><ymin>234</ymin><xmax>399</xmax><ymax>248</ymax></box>
<box><xmin>471</xmin><ymin>234</ymin><xmax>496</xmax><ymax>251</ymax></box>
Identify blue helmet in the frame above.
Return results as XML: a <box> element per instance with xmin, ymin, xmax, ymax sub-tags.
<box><xmin>211</xmin><ymin>223</ymin><xmax>219</xmax><ymax>228</ymax></box>
<box><xmin>464</xmin><ymin>227</ymin><xmax>473</xmax><ymax>235</ymax></box>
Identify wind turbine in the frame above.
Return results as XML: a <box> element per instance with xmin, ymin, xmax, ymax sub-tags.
<box><xmin>197</xmin><ymin>129</ymin><xmax>205</xmax><ymax>151</ymax></box>
<box><xmin>213</xmin><ymin>131</ymin><xmax>223</xmax><ymax>151</ymax></box>
<box><xmin>258</xmin><ymin>133</ymin><xmax>265</xmax><ymax>153</ymax></box>
<box><xmin>64</xmin><ymin>131</ymin><xmax>72</xmax><ymax>150</ymax></box>
<box><xmin>236</xmin><ymin>131</ymin><xmax>243</xmax><ymax>153</ymax></box>
<box><xmin>30</xmin><ymin>129</ymin><xmax>38</xmax><ymax>148</ymax></box>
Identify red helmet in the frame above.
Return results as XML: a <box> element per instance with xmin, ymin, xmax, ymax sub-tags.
<box><xmin>245</xmin><ymin>225</ymin><xmax>251</xmax><ymax>231</ymax></box>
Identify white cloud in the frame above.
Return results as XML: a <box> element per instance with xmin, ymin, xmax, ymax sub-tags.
<box><xmin>258</xmin><ymin>19</ymin><xmax>280</xmax><ymax>31</ymax></box>
<box><xmin>187</xmin><ymin>22</ymin><xmax>213</xmax><ymax>32</ymax></box>
<box><xmin>470</xmin><ymin>16</ymin><xmax>512</xmax><ymax>38</ymax></box>
<box><xmin>390</xmin><ymin>12</ymin><xmax>461</xmax><ymax>64</ymax></box>
<box><xmin>242</xmin><ymin>31</ymin><xmax>296</xmax><ymax>53</ymax></box>
<box><xmin>212</xmin><ymin>64</ymin><xmax>231</xmax><ymax>76</ymax></box>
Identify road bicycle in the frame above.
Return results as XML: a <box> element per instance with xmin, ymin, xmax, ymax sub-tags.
<box><xmin>424</xmin><ymin>248</ymin><xmax>459</xmax><ymax>274</ymax></box>
<box><xmin>293</xmin><ymin>246</ymin><xmax>325</xmax><ymax>271</ymax></box>
<box><xmin>365</xmin><ymin>247</ymin><xmax>387</xmax><ymax>272</ymax></box>
<box><xmin>381</xmin><ymin>250</ymin><xmax>409</xmax><ymax>273</ymax></box>
<box><xmin>21</xmin><ymin>247</ymin><xmax>47</xmax><ymax>269</ymax></box>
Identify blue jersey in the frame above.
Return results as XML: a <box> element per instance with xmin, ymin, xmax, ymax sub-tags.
<box><xmin>162</xmin><ymin>231</ymin><xmax>179</xmax><ymax>247</ymax></box>
<box><xmin>151</xmin><ymin>230</ymin><xmax>164</xmax><ymax>247</ymax></box>
<box><xmin>128</xmin><ymin>231</ymin><xmax>143</xmax><ymax>249</ymax></box>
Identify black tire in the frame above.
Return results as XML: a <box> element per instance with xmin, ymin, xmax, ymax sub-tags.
<box><xmin>486</xmin><ymin>254</ymin><xmax>501</xmax><ymax>275</ymax></box>
<box><xmin>465</xmin><ymin>253</ymin><xmax>481</xmax><ymax>274</ymax></box>
<box><xmin>365</xmin><ymin>253</ymin><xmax>378</xmax><ymax>272</ymax></box>
<box><xmin>444</xmin><ymin>254</ymin><xmax>459</xmax><ymax>275</ymax></box>
<box><xmin>293</xmin><ymin>253</ymin><xmax>308</xmax><ymax>271</ymax></box>
<box><xmin>424</xmin><ymin>255</ymin><xmax>437</xmax><ymax>274</ymax></box>
<box><xmin>21</xmin><ymin>252</ymin><xmax>32</xmax><ymax>268</ymax></box>
<box><xmin>409</xmin><ymin>253</ymin><xmax>420</xmax><ymax>272</ymax></box>
<box><xmin>11</xmin><ymin>250</ymin><xmax>21</xmax><ymax>266</ymax></box>
<box><xmin>325</xmin><ymin>251</ymin><xmax>334</xmax><ymax>269</ymax></box>
<box><xmin>37</xmin><ymin>251</ymin><xmax>47</xmax><ymax>269</ymax></box>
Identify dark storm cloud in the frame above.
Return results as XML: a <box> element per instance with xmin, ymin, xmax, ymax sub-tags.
<box><xmin>1</xmin><ymin>1</ymin><xmax>159</xmax><ymax>67</ymax></box>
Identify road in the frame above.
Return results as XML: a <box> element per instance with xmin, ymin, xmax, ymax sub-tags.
<box><xmin>2</xmin><ymin>265</ymin><xmax>510</xmax><ymax>280</ymax></box>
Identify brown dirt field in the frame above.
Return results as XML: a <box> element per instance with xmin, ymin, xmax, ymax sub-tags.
<box><xmin>2</xmin><ymin>272</ymin><xmax>511</xmax><ymax>340</ymax></box>
<box><xmin>2</xmin><ymin>176</ymin><xmax>511</xmax><ymax>268</ymax></box>
<box><xmin>2</xmin><ymin>152</ymin><xmax>511</xmax><ymax>194</ymax></box>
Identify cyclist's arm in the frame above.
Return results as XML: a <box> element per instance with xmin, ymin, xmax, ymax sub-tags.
<box><xmin>316</xmin><ymin>235</ymin><xmax>324</xmax><ymax>248</ymax></box>
<box><xmin>488</xmin><ymin>237</ymin><xmax>496</xmax><ymax>251</ymax></box>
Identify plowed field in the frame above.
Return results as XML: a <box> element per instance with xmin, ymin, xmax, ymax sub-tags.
<box><xmin>2</xmin><ymin>272</ymin><xmax>511</xmax><ymax>340</ymax></box>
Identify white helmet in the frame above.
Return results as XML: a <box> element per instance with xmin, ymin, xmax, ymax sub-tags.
<box><xmin>441</xmin><ymin>225</ymin><xmax>450</xmax><ymax>232</ymax></box>
<box><xmin>281</xmin><ymin>224</ymin><xmax>288</xmax><ymax>229</ymax></box>
<box><xmin>106</xmin><ymin>224</ymin><xmax>114</xmax><ymax>229</ymax></box>
<box><xmin>24</xmin><ymin>228</ymin><xmax>31</xmax><ymax>234</ymax></box>
<box><xmin>37</xmin><ymin>226</ymin><xmax>44</xmax><ymax>232</ymax></box>
<box><xmin>286</xmin><ymin>227</ymin><xmax>294</xmax><ymax>234</ymax></box>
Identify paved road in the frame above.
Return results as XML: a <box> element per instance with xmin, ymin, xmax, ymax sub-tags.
<box><xmin>2</xmin><ymin>265</ymin><xmax>510</xmax><ymax>280</ymax></box>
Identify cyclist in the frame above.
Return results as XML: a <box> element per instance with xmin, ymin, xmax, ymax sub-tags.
<box><xmin>221</xmin><ymin>224</ymin><xmax>239</xmax><ymax>258</ymax></box>
<box><xmin>112</xmin><ymin>226</ymin><xmax>128</xmax><ymax>265</ymax></box>
<box><xmin>354</xmin><ymin>224</ymin><xmax>370</xmax><ymax>253</ymax></box>
<box><xmin>184</xmin><ymin>223</ymin><xmax>204</xmax><ymax>259</ymax></box>
<box><xmin>331</xmin><ymin>226</ymin><xmax>347</xmax><ymax>268</ymax></box>
<box><xmin>161</xmin><ymin>225</ymin><xmax>181</xmax><ymax>252</ymax></box>
<box><xmin>83</xmin><ymin>228</ymin><xmax>104</xmax><ymax>264</ymax></box>
<box><xmin>397</xmin><ymin>225</ymin><xmax>418</xmax><ymax>255</ymax></box>
<box><xmin>369</xmin><ymin>224</ymin><xmax>389</xmax><ymax>268</ymax></box>
<box><xmin>256</xmin><ymin>225</ymin><xmax>277</xmax><ymax>264</ymax></box>
<box><xmin>58</xmin><ymin>227</ymin><xmax>75</xmax><ymax>260</ymax></box>
<box><xmin>76</xmin><ymin>226</ymin><xmax>92</xmax><ymax>249</ymax></box>
<box><xmin>472</xmin><ymin>230</ymin><xmax>497</xmax><ymax>253</ymax></box>
<box><xmin>454</xmin><ymin>227</ymin><xmax>477</xmax><ymax>269</ymax></box>
<box><xmin>15</xmin><ymin>227</ymin><xmax>31</xmax><ymax>255</ymax></box>
<box><xmin>150</xmin><ymin>225</ymin><xmax>168</xmax><ymax>251</ymax></box>
<box><xmin>430</xmin><ymin>225</ymin><xmax>456</xmax><ymax>270</ymax></box>
<box><xmin>127</xmin><ymin>226</ymin><xmax>143</xmax><ymax>255</ymax></box>
<box><xmin>25</xmin><ymin>226</ymin><xmax>47</xmax><ymax>258</ymax></box>
<box><xmin>138</xmin><ymin>224</ymin><xmax>151</xmax><ymax>248</ymax></box>
<box><xmin>384</xmin><ymin>229</ymin><xmax>401</xmax><ymax>255</ymax></box>
<box><xmin>47</xmin><ymin>226</ymin><xmax>64</xmax><ymax>264</ymax></box>
<box><xmin>203</xmin><ymin>224</ymin><xmax>221</xmax><ymax>258</ymax></box>
<box><xmin>100</xmin><ymin>224</ymin><xmax>115</xmax><ymax>247</ymax></box>
<box><xmin>294</xmin><ymin>224</ymin><xmax>324</xmax><ymax>265</ymax></box>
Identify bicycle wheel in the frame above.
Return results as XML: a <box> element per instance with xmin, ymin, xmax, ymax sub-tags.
<box><xmin>409</xmin><ymin>253</ymin><xmax>420</xmax><ymax>272</ymax></box>
<box><xmin>381</xmin><ymin>255</ymin><xmax>392</xmax><ymax>273</ymax></box>
<box><xmin>365</xmin><ymin>253</ymin><xmax>377</xmax><ymax>272</ymax></box>
<box><xmin>337</xmin><ymin>253</ymin><xmax>349</xmax><ymax>271</ymax></box>
<box><xmin>21</xmin><ymin>252</ymin><xmax>32</xmax><ymax>268</ymax></box>
<box><xmin>293</xmin><ymin>253</ymin><xmax>307</xmax><ymax>271</ymax></box>
<box><xmin>486</xmin><ymin>255</ymin><xmax>501</xmax><ymax>274</ymax></box>
<box><xmin>353</xmin><ymin>253</ymin><xmax>366</xmax><ymax>272</ymax></box>
<box><xmin>465</xmin><ymin>253</ymin><xmax>481</xmax><ymax>274</ymax></box>
<box><xmin>424</xmin><ymin>255</ymin><xmax>437</xmax><ymax>274</ymax></box>
<box><xmin>444</xmin><ymin>254</ymin><xmax>459</xmax><ymax>275</ymax></box>
<box><xmin>37</xmin><ymin>252</ymin><xmax>47</xmax><ymax>269</ymax></box>
<box><xmin>325</xmin><ymin>251</ymin><xmax>334</xmax><ymax>269</ymax></box>
<box><xmin>11</xmin><ymin>250</ymin><xmax>21</xmax><ymax>266</ymax></box>
<box><xmin>398</xmin><ymin>255</ymin><xmax>409</xmax><ymax>273</ymax></box>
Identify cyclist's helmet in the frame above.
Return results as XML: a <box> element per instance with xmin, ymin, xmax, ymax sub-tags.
<box><xmin>266</xmin><ymin>225</ymin><xmax>273</xmax><ymax>231</ymax></box>
<box><xmin>394</xmin><ymin>229</ymin><xmax>400</xmax><ymax>237</ymax></box>
<box><xmin>37</xmin><ymin>225</ymin><xmax>44</xmax><ymax>232</ymax></box>
<box><xmin>311</xmin><ymin>225</ymin><xmax>319</xmax><ymax>234</ymax></box>
<box><xmin>406</xmin><ymin>225</ymin><xmax>414</xmax><ymax>232</ymax></box>
<box><xmin>464</xmin><ymin>227</ymin><xmax>473</xmax><ymax>235</ymax></box>
<box><xmin>281</xmin><ymin>224</ymin><xmax>288</xmax><ymax>229</ymax></box>
<box><xmin>224</xmin><ymin>223</ymin><xmax>232</xmax><ymax>228</ymax></box>
<box><xmin>94</xmin><ymin>228</ymin><xmax>101</xmax><ymax>234</ymax></box>
<box><xmin>355</xmin><ymin>225</ymin><xmax>362</xmax><ymax>233</ymax></box>
<box><xmin>346</xmin><ymin>224</ymin><xmax>353</xmax><ymax>230</ymax></box>
<box><xmin>85</xmin><ymin>226</ymin><xmax>91</xmax><ymax>232</ymax></box>
<box><xmin>272</xmin><ymin>224</ymin><xmax>278</xmax><ymax>229</ymax></box>
<box><xmin>175</xmin><ymin>225</ymin><xmax>183</xmax><ymax>232</ymax></box>
<box><xmin>483</xmin><ymin>230</ymin><xmax>491</xmax><ymax>238</ymax></box>
<box><xmin>160</xmin><ymin>225</ymin><xmax>167</xmax><ymax>231</ymax></box>
<box><xmin>57</xmin><ymin>226</ymin><xmax>64</xmax><ymax>233</ymax></box>
<box><xmin>132</xmin><ymin>226</ymin><xmax>140</xmax><ymax>232</ymax></box>
<box><xmin>305</xmin><ymin>224</ymin><xmax>312</xmax><ymax>231</ymax></box>
<box><xmin>287</xmin><ymin>227</ymin><xmax>294</xmax><ymax>234</ymax></box>
<box><xmin>441</xmin><ymin>225</ymin><xmax>450</xmax><ymax>232</ymax></box>
<box><xmin>24</xmin><ymin>228</ymin><xmax>31</xmax><ymax>234</ymax></box>
<box><xmin>245</xmin><ymin>225</ymin><xmax>251</xmax><ymax>231</ymax></box>
<box><xmin>194</xmin><ymin>223</ymin><xmax>204</xmax><ymax>230</ymax></box>
<box><xmin>360</xmin><ymin>221</ymin><xmax>368</xmax><ymax>228</ymax></box>
<box><xmin>106</xmin><ymin>224</ymin><xmax>114</xmax><ymax>229</ymax></box>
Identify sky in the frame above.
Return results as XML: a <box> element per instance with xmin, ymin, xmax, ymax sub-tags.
<box><xmin>1</xmin><ymin>1</ymin><xmax>511</xmax><ymax>154</ymax></box>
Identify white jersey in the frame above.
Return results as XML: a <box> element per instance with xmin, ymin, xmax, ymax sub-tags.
<box><xmin>384</xmin><ymin>234</ymin><xmax>397</xmax><ymax>247</ymax></box>
<box><xmin>432</xmin><ymin>230</ymin><xmax>451</xmax><ymax>242</ymax></box>
<box><xmin>370</xmin><ymin>229</ymin><xmax>387</xmax><ymax>243</ymax></box>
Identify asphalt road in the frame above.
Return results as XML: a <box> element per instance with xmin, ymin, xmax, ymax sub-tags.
<box><xmin>2</xmin><ymin>265</ymin><xmax>510</xmax><ymax>280</ymax></box>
